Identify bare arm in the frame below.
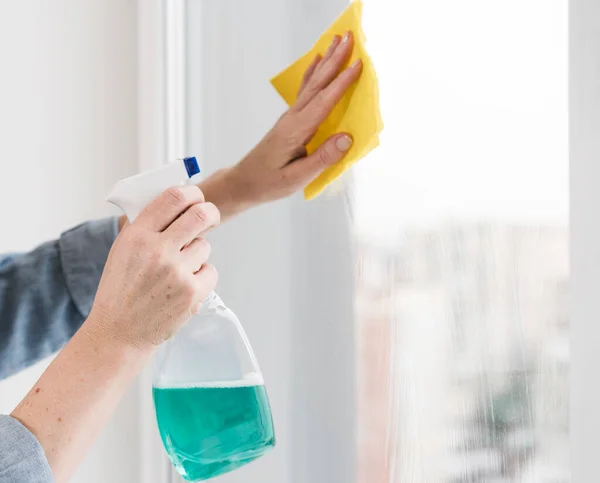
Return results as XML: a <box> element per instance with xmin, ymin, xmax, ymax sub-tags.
<box><xmin>10</xmin><ymin>321</ymin><xmax>150</xmax><ymax>481</ymax></box>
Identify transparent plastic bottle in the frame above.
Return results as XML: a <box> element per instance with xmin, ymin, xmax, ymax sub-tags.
<box><xmin>153</xmin><ymin>293</ymin><xmax>275</xmax><ymax>481</ymax></box>
<box><xmin>107</xmin><ymin>158</ymin><xmax>275</xmax><ymax>482</ymax></box>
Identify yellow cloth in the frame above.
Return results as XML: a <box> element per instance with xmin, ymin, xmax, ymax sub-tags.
<box><xmin>271</xmin><ymin>0</ymin><xmax>383</xmax><ymax>200</ymax></box>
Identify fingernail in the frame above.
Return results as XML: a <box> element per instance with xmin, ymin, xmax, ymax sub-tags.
<box><xmin>342</xmin><ymin>31</ymin><xmax>352</xmax><ymax>43</ymax></box>
<box><xmin>352</xmin><ymin>58</ymin><xmax>363</xmax><ymax>69</ymax></box>
<box><xmin>336</xmin><ymin>135</ymin><xmax>353</xmax><ymax>152</ymax></box>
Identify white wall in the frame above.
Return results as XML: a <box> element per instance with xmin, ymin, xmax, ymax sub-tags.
<box><xmin>0</xmin><ymin>1</ymin><xmax>140</xmax><ymax>481</ymax></box>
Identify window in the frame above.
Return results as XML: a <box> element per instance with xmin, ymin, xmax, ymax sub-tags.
<box><xmin>353</xmin><ymin>0</ymin><xmax>569</xmax><ymax>480</ymax></box>
<box><xmin>171</xmin><ymin>0</ymin><xmax>570</xmax><ymax>482</ymax></box>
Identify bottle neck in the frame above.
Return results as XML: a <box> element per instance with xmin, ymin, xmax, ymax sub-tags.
<box><xmin>200</xmin><ymin>291</ymin><xmax>224</xmax><ymax>311</ymax></box>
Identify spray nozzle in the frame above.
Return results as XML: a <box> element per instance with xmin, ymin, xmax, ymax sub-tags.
<box><xmin>106</xmin><ymin>157</ymin><xmax>200</xmax><ymax>223</ymax></box>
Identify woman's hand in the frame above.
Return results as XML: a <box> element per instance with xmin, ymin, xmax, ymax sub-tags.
<box><xmin>12</xmin><ymin>186</ymin><xmax>220</xmax><ymax>482</ymax></box>
<box><xmin>201</xmin><ymin>32</ymin><xmax>363</xmax><ymax>219</ymax></box>
<box><xmin>91</xmin><ymin>185</ymin><xmax>220</xmax><ymax>349</ymax></box>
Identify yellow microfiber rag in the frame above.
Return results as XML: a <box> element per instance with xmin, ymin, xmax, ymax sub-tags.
<box><xmin>271</xmin><ymin>0</ymin><xmax>383</xmax><ymax>200</ymax></box>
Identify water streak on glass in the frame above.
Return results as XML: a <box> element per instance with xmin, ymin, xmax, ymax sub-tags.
<box><xmin>351</xmin><ymin>1</ymin><xmax>569</xmax><ymax>481</ymax></box>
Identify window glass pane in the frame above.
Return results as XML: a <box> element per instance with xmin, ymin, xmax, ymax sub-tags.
<box><xmin>353</xmin><ymin>1</ymin><xmax>569</xmax><ymax>481</ymax></box>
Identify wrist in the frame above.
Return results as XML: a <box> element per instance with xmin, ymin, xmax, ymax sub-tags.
<box><xmin>83</xmin><ymin>308</ymin><xmax>157</xmax><ymax>360</ymax></box>
<box><xmin>199</xmin><ymin>165</ymin><xmax>257</xmax><ymax>220</ymax></box>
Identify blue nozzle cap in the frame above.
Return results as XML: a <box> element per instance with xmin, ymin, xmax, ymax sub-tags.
<box><xmin>184</xmin><ymin>157</ymin><xmax>200</xmax><ymax>178</ymax></box>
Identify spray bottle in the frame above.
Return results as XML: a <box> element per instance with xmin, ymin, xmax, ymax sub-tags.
<box><xmin>107</xmin><ymin>158</ymin><xmax>275</xmax><ymax>482</ymax></box>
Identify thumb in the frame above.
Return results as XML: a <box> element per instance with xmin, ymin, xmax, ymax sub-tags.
<box><xmin>283</xmin><ymin>133</ymin><xmax>353</xmax><ymax>187</ymax></box>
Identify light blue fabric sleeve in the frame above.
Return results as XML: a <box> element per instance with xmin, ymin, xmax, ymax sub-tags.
<box><xmin>0</xmin><ymin>415</ymin><xmax>54</xmax><ymax>482</ymax></box>
<box><xmin>0</xmin><ymin>218</ymin><xmax>118</xmax><ymax>380</ymax></box>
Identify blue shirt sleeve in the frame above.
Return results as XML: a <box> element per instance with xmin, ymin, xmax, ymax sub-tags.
<box><xmin>0</xmin><ymin>415</ymin><xmax>54</xmax><ymax>482</ymax></box>
<box><xmin>0</xmin><ymin>217</ymin><xmax>119</xmax><ymax>380</ymax></box>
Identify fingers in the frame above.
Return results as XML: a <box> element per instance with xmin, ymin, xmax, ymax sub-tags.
<box><xmin>181</xmin><ymin>237</ymin><xmax>211</xmax><ymax>273</ymax></box>
<box><xmin>298</xmin><ymin>37</ymin><xmax>341</xmax><ymax>97</ymax></box>
<box><xmin>299</xmin><ymin>54</ymin><xmax>323</xmax><ymax>95</ymax></box>
<box><xmin>323</xmin><ymin>35</ymin><xmax>342</xmax><ymax>62</ymax></box>
<box><xmin>282</xmin><ymin>133</ymin><xmax>353</xmax><ymax>187</ymax></box>
<box><xmin>277</xmin><ymin>31</ymin><xmax>363</xmax><ymax>155</ymax></box>
<box><xmin>294</xmin><ymin>31</ymin><xmax>355</xmax><ymax>111</ymax></box>
<box><xmin>136</xmin><ymin>185</ymin><xmax>205</xmax><ymax>232</ymax></box>
<box><xmin>293</xmin><ymin>60</ymin><xmax>363</xmax><ymax>145</ymax></box>
<box><xmin>163</xmin><ymin>202</ymin><xmax>221</xmax><ymax>248</ymax></box>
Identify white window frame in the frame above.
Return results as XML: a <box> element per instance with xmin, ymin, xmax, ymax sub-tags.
<box><xmin>570</xmin><ymin>0</ymin><xmax>600</xmax><ymax>479</ymax></box>
<box><xmin>137</xmin><ymin>1</ymin><xmax>182</xmax><ymax>482</ymax></box>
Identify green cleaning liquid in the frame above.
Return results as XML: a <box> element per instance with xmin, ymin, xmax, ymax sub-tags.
<box><xmin>153</xmin><ymin>383</ymin><xmax>275</xmax><ymax>481</ymax></box>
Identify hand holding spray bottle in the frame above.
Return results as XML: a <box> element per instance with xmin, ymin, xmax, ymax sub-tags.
<box><xmin>107</xmin><ymin>158</ymin><xmax>275</xmax><ymax>482</ymax></box>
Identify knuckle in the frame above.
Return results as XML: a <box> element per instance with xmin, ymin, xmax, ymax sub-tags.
<box><xmin>197</xmin><ymin>263</ymin><xmax>218</xmax><ymax>287</ymax></box>
<box><xmin>312</xmin><ymin>91</ymin><xmax>331</xmax><ymax>116</ymax></box>
<box><xmin>205</xmin><ymin>263</ymin><xmax>219</xmax><ymax>284</ymax></box>
<box><xmin>207</xmin><ymin>203</ymin><xmax>221</xmax><ymax>225</ymax></box>
<box><xmin>190</xmin><ymin>202</ymin><xmax>220</xmax><ymax>226</ymax></box>
<box><xmin>316</xmin><ymin>147</ymin><xmax>334</xmax><ymax>167</ymax></box>
<box><xmin>165</xmin><ymin>186</ymin><xmax>187</xmax><ymax>207</ymax></box>
<box><xmin>277</xmin><ymin>116</ymin><xmax>304</xmax><ymax>149</ymax></box>
<box><xmin>301</xmin><ymin>82</ymin><xmax>319</xmax><ymax>99</ymax></box>
<box><xmin>280</xmin><ymin>168</ymin><xmax>299</xmax><ymax>187</ymax></box>
<box><xmin>285</xmin><ymin>130</ymin><xmax>305</xmax><ymax>152</ymax></box>
<box><xmin>191</xmin><ymin>185</ymin><xmax>205</xmax><ymax>202</ymax></box>
<box><xmin>197</xmin><ymin>237</ymin><xmax>211</xmax><ymax>255</ymax></box>
<box><xmin>316</xmin><ymin>105</ymin><xmax>330</xmax><ymax>122</ymax></box>
<box><xmin>314</xmin><ymin>90</ymin><xmax>327</xmax><ymax>106</ymax></box>
<box><xmin>188</xmin><ymin>203</ymin><xmax>209</xmax><ymax>223</ymax></box>
<box><xmin>151</xmin><ymin>247</ymin><xmax>171</xmax><ymax>268</ymax></box>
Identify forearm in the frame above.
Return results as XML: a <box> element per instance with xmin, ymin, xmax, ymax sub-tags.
<box><xmin>197</xmin><ymin>167</ymin><xmax>254</xmax><ymax>222</ymax></box>
<box><xmin>11</xmin><ymin>318</ymin><xmax>152</xmax><ymax>483</ymax></box>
